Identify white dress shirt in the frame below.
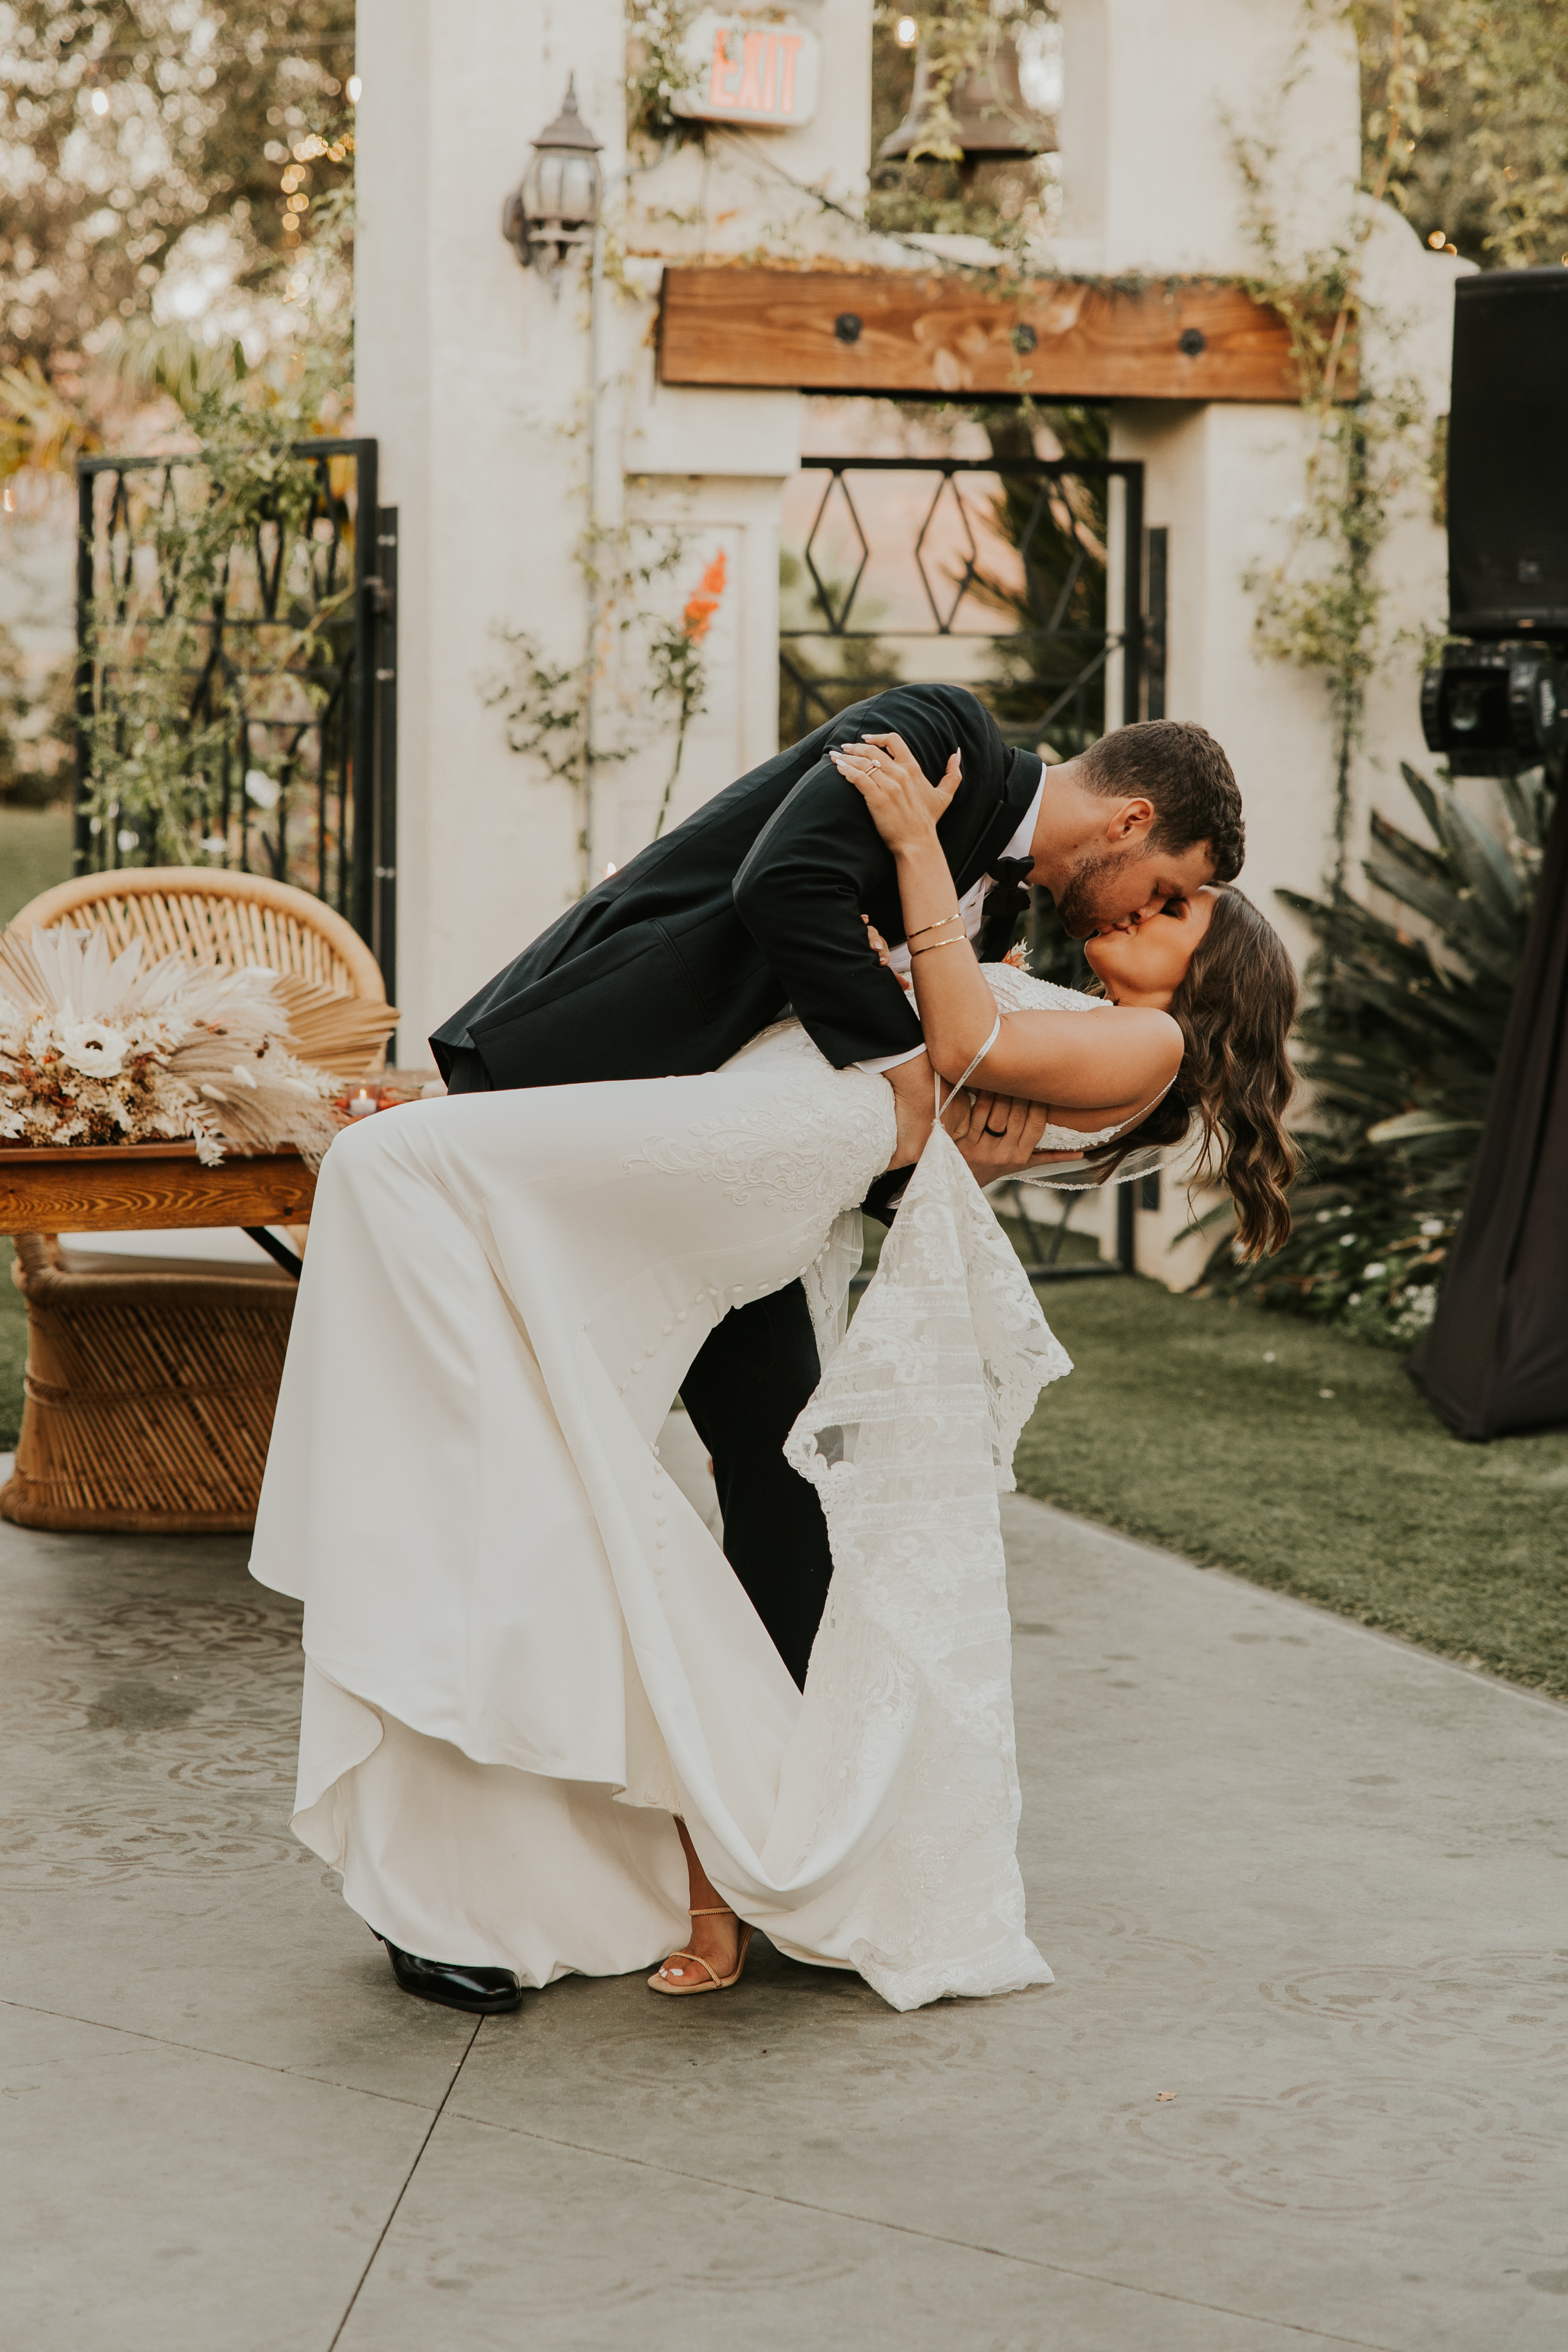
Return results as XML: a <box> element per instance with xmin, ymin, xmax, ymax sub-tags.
<box><xmin>855</xmin><ymin>777</ymin><xmax>1045</xmax><ymax>1074</ymax></box>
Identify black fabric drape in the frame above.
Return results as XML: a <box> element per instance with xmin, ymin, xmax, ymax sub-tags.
<box><xmin>1407</xmin><ymin>783</ymin><xmax>1568</xmax><ymax>1438</ymax></box>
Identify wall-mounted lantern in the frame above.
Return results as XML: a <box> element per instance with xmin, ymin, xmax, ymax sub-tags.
<box><xmin>502</xmin><ymin>76</ymin><xmax>603</xmax><ymax>276</ymax></box>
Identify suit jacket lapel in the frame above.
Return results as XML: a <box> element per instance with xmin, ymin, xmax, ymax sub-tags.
<box><xmin>957</xmin><ymin>750</ymin><xmax>1045</xmax><ymax>889</ymax></box>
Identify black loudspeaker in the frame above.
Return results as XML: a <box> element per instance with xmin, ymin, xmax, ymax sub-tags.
<box><xmin>1448</xmin><ymin>267</ymin><xmax>1568</xmax><ymax>641</ymax></box>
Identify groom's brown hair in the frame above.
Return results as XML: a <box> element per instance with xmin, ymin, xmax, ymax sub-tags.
<box><xmin>1077</xmin><ymin>720</ymin><xmax>1245</xmax><ymax>882</ymax></box>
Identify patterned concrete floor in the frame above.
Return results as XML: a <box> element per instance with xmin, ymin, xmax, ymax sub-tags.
<box><xmin>2</xmin><ymin>1453</ymin><xmax>1565</xmax><ymax>2351</ymax></box>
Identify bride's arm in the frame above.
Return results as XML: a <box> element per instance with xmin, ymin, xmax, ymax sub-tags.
<box><xmin>832</xmin><ymin>734</ymin><xmax>1180</xmax><ymax>1125</ymax></box>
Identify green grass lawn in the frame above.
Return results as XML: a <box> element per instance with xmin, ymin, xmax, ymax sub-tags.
<box><xmin>0</xmin><ymin>1242</ymin><xmax>26</xmax><ymax>1452</ymax></box>
<box><xmin>0</xmin><ymin>814</ymin><xmax>73</xmax><ymax>1450</ymax></box>
<box><xmin>0</xmin><ymin>806</ymin><xmax>73</xmax><ymax>929</ymax></box>
<box><xmin>1015</xmin><ymin>1275</ymin><xmax>1568</xmax><ymax>1700</ymax></box>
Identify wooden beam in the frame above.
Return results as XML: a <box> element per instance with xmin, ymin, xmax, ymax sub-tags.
<box><xmin>658</xmin><ymin>268</ymin><xmax>1323</xmax><ymax>404</ymax></box>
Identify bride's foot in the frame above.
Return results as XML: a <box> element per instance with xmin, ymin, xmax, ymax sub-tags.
<box><xmin>648</xmin><ymin>1905</ymin><xmax>754</xmax><ymax>1996</ymax></box>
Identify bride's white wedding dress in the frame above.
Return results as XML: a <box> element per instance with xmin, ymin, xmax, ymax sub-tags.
<box><xmin>250</xmin><ymin>967</ymin><xmax>1115</xmax><ymax>2010</ymax></box>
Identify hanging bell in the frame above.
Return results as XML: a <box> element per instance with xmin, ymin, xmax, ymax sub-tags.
<box><xmin>879</xmin><ymin>26</ymin><xmax>1056</xmax><ymax>164</ymax></box>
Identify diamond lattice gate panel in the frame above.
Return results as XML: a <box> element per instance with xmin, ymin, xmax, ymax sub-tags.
<box><xmin>73</xmin><ymin>439</ymin><xmax>397</xmax><ymax>997</ymax></box>
<box><xmin>779</xmin><ymin>454</ymin><xmax>1157</xmax><ymax>757</ymax></box>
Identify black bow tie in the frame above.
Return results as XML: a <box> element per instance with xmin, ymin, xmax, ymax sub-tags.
<box><xmin>977</xmin><ymin>857</ymin><xmax>1034</xmax><ymax>962</ymax></box>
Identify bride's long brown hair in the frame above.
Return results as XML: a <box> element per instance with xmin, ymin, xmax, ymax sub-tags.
<box><xmin>1096</xmin><ymin>888</ymin><xmax>1298</xmax><ymax>1259</ymax></box>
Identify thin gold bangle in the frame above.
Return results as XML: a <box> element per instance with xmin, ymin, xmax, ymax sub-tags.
<box><xmin>910</xmin><ymin>935</ymin><xmax>971</xmax><ymax>958</ymax></box>
<box><xmin>905</xmin><ymin>912</ymin><xmax>965</xmax><ymax>942</ymax></box>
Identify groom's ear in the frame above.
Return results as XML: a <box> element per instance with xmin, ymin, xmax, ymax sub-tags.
<box><xmin>1104</xmin><ymin>796</ymin><xmax>1156</xmax><ymax>846</ymax></box>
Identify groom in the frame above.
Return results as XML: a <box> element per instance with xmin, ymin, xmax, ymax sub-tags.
<box><xmin>433</xmin><ymin>684</ymin><xmax>1241</xmax><ymax>1670</ymax></box>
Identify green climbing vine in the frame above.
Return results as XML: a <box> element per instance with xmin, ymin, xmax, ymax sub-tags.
<box><xmin>485</xmin><ymin>526</ymin><xmax>731</xmax><ymax>876</ymax></box>
<box><xmin>626</xmin><ymin>0</ymin><xmax>706</xmax><ymax>146</ymax></box>
<box><xmin>1232</xmin><ymin>0</ymin><xmax>1434</xmax><ymax>914</ymax></box>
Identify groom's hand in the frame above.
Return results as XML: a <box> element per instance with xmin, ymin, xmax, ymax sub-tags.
<box><xmin>951</xmin><ymin>1091</ymin><xmax>1052</xmax><ymax>1184</ymax></box>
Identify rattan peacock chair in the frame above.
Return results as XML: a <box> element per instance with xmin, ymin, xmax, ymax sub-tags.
<box><xmin>1</xmin><ymin>868</ymin><xmax>394</xmax><ymax>1536</ymax></box>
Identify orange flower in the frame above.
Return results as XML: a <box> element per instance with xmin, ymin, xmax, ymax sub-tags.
<box><xmin>681</xmin><ymin>550</ymin><xmax>727</xmax><ymax>644</ymax></box>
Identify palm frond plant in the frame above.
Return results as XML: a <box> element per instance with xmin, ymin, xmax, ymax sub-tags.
<box><xmin>1222</xmin><ymin>758</ymin><xmax>1553</xmax><ymax>1345</ymax></box>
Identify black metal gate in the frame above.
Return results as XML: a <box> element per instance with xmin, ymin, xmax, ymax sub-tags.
<box><xmin>74</xmin><ymin>436</ymin><xmax>398</xmax><ymax>995</ymax></box>
<box><xmin>780</xmin><ymin>455</ymin><xmax>1163</xmax><ymax>754</ymax></box>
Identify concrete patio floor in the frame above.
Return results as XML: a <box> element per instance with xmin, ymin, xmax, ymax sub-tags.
<box><xmin>2</xmin><ymin>1439</ymin><xmax>1565</xmax><ymax>2351</ymax></box>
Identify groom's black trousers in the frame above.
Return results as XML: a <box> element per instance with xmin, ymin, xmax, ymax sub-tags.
<box><xmin>677</xmin><ymin>1283</ymin><xmax>831</xmax><ymax>1692</ymax></box>
<box><xmin>444</xmin><ymin>1047</ymin><xmax>832</xmax><ymax>1691</ymax></box>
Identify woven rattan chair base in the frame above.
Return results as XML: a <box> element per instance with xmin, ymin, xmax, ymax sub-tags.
<box><xmin>0</xmin><ymin>1238</ymin><xmax>298</xmax><ymax>1536</ymax></box>
<box><xmin>2</xmin><ymin>867</ymin><xmax>387</xmax><ymax>1534</ymax></box>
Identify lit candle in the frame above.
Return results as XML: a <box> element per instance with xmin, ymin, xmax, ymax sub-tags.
<box><xmin>348</xmin><ymin>1086</ymin><xmax>378</xmax><ymax>1118</ymax></box>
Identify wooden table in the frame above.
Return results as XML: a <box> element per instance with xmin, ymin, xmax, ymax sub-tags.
<box><xmin>0</xmin><ymin>1142</ymin><xmax>316</xmax><ymax>1237</ymax></box>
<box><xmin>0</xmin><ymin>1072</ymin><xmax>439</xmax><ymax>1238</ymax></box>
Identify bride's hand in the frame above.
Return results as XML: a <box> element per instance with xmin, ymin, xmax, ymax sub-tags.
<box><xmin>862</xmin><ymin>914</ymin><xmax>912</xmax><ymax>990</ymax></box>
<box><xmin>829</xmin><ymin>732</ymin><xmax>962</xmax><ymax>855</ymax></box>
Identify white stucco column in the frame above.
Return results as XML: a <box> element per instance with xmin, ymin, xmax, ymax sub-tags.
<box><xmin>356</xmin><ymin>0</ymin><xmax>639</xmax><ymax>1051</ymax></box>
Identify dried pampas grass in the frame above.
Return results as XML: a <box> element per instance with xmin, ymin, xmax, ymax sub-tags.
<box><xmin>0</xmin><ymin>926</ymin><xmax>393</xmax><ymax>1167</ymax></box>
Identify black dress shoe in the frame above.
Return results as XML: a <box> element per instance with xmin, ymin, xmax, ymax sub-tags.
<box><xmin>374</xmin><ymin>1930</ymin><xmax>526</xmax><ymax>2014</ymax></box>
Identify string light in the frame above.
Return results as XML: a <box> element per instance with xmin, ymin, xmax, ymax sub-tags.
<box><xmin>347</xmin><ymin>74</ymin><xmax>362</xmax><ymax>103</ymax></box>
<box><xmin>895</xmin><ymin>15</ymin><xmax>919</xmax><ymax>46</ymax></box>
<box><xmin>91</xmin><ymin>87</ymin><xmax>110</xmax><ymax>115</ymax></box>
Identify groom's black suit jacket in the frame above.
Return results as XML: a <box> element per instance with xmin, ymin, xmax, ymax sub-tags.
<box><xmin>430</xmin><ymin>684</ymin><xmax>1043</xmax><ymax>1090</ymax></box>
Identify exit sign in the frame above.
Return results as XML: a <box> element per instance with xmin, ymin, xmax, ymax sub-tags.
<box><xmin>672</xmin><ymin>13</ymin><xmax>822</xmax><ymax>129</ymax></box>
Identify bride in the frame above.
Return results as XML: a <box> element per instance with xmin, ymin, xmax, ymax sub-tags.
<box><xmin>249</xmin><ymin>731</ymin><xmax>1296</xmax><ymax>2015</ymax></box>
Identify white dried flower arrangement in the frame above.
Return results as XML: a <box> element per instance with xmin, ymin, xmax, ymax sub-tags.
<box><xmin>0</xmin><ymin>927</ymin><xmax>351</xmax><ymax>1167</ymax></box>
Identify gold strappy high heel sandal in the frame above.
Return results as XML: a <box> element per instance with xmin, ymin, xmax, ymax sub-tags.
<box><xmin>647</xmin><ymin>1906</ymin><xmax>755</xmax><ymax>1996</ymax></box>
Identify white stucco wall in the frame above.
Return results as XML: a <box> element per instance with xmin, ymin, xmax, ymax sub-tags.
<box><xmin>1056</xmin><ymin>0</ymin><xmax>1362</xmax><ymax>279</ymax></box>
<box><xmin>357</xmin><ymin>0</ymin><xmax>1464</xmax><ymax>1297</ymax></box>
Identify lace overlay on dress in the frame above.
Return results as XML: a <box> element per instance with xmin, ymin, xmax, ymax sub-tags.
<box><xmin>783</xmin><ymin>1120</ymin><xmax>1069</xmax><ymax>2010</ymax></box>
<box><xmin>620</xmin><ymin>1018</ymin><xmax>894</xmax><ymax>1218</ymax></box>
<box><xmin>621</xmin><ymin>1016</ymin><xmax>896</xmax><ymax>1370</ymax></box>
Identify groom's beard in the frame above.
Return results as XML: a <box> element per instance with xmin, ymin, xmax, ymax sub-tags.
<box><xmin>1053</xmin><ymin>849</ymin><xmax>1123</xmax><ymax>939</ymax></box>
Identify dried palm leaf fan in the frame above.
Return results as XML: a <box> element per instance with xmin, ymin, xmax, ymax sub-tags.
<box><xmin>269</xmin><ymin>971</ymin><xmax>399</xmax><ymax>1079</ymax></box>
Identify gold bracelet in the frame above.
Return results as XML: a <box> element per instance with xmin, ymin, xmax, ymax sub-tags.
<box><xmin>910</xmin><ymin>935</ymin><xmax>971</xmax><ymax>958</ymax></box>
<box><xmin>906</xmin><ymin>912</ymin><xmax>965</xmax><ymax>942</ymax></box>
